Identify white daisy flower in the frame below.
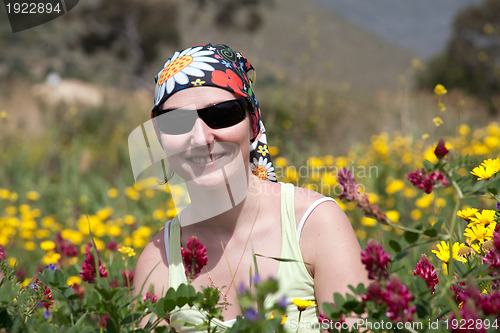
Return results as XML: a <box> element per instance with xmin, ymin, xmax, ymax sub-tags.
<box><xmin>251</xmin><ymin>156</ymin><xmax>276</xmax><ymax>181</ymax></box>
<box><xmin>155</xmin><ymin>46</ymin><xmax>220</xmax><ymax>105</ymax></box>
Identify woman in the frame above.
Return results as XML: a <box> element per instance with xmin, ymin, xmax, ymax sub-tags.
<box><xmin>133</xmin><ymin>43</ymin><xmax>369</xmax><ymax>332</ymax></box>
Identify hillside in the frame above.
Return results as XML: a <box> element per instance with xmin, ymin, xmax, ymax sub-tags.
<box><xmin>174</xmin><ymin>0</ymin><xmax>417</xmax><ymax>94</ymax></box>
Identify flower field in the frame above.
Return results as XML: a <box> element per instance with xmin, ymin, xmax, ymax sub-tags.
<box><xmin>1</xmin><ymin>85</ymin><xmax>500</xmax><ymax>332</ymax></box>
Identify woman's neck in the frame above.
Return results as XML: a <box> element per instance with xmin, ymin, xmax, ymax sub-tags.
<box><xmin>181</xmin><ymin>175</ymin><xmax>263</xmax><ymax>232</ymax></box>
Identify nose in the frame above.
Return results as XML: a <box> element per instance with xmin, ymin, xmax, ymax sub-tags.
<box><xmin>190</xmin><ymin>117</ymin><xmax>214</xmax><ymax>147</ymax></box>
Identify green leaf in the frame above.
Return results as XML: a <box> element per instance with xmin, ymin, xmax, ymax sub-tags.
<box><xmin>423</xmin><ymin>159</ymin><xmax>434</xmax><ymax>172</ymax></box>
<box><xmin>154</xmin><ymin>300</ymin><xmax>166</xmax><ymax>320</ymax></box>
<box><xmin>423</xmin><ymin>228</ymin><xmax>438</xmax><ymax>237</ymax></box>
<box><xmin>389</xmin><ymin>239</ymin><xmax>402</xmax><ymax>252</ymax></box>
<box><xmin>415</xmin><ymin>302</ymin><xmax>429</xmax><ymax>318</ymax></box>
<box><xmin>53</xmin><ymin>269</ymin><xmax>65</xmax><ymax>286</ymax></box>
<box><xmin>74</xmin><ymin>313</ymin><xmax>88</xmax><ymax>328</ymax></box>
<box><xmin>333</xmin><ymin>292</ymin><xmax>345</xmax><ymax>309</ymax></box>
<box><xmin>176</xmin><ymin>284</ymin><xmax>188</xmax><ymax>307</ymax></box>
<box><xmin>186</xmin><ymin>284</ymin><xmax>198</xmax><ymax>306</ymax></box>
<box><xmin>432</xmin><ymin>218</ymin><xmax>444</xmax><ymax>232</ymax></box>
<box><xmin>106</xmin><ymin>317</ymin><xmax>119</xmax><ymax>333</ymax></box>
<box><xmin>404</xmin><ymin>230</ymin><xmax>420</xmax><ymax>244</ymax></box>
<box><xmin>321</xmin><ymin>301</ymin><xmax>337</xmax><ymax>317</ymax></box>
<box><xmin>163</xmin><ymin>288</ymin><xmax>177</xmax><ymax>312</ymax></box>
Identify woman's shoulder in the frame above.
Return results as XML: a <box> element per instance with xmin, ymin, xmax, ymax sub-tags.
<box><xmin>133</xmin><ymin>227</ymin><xmax>169</xmax><ymax>296</ymax></box>
<box><xmin>291</xmin><ymin>185</ymin><xmax>340</xmax><ymax>224</ymax></box>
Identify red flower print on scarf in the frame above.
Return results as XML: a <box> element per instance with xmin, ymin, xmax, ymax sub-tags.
<box><xmin>211</xmin><ymin>69</ymin><xmax>244</xmax><ymax>95</ymax></box>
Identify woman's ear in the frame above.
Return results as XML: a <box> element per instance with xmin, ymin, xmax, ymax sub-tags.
<box><xmin>248</xmin><ymin>112</ymin><xmax>258</xmax><ymax>141</ymax></box>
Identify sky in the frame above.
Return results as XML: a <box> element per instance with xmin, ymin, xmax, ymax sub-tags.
<box><xmin>309</xmin><ymin>0</ymin><xmax>484</xmax><ymax>58</ymax></box>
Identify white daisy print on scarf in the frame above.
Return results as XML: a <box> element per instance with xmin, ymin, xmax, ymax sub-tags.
<box><xmin>154</xmin><ymin>46</ymin><xmax>220</xmax><ymax>105</ymax></box>
<box><xmin>251</xmin><ymin>156</ymin><xmax>276</xmax><ymax>181</ymax></box>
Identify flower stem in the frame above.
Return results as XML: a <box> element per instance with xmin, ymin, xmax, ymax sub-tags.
<box><xmin>296</xmin><ymin>311</ymin><xmax>302</xmax><ymax>333</ymax></box>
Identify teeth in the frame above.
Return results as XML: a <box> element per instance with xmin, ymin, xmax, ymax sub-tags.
<box><xmin>190</xmin><ymin>154</ymin><xmax>224</xmax><ymax>164</ymax></box>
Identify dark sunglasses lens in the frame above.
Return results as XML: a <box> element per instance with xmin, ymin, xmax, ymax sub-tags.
<box><xmin>201</xmin><ymin>99</ymin><xmax>247</xmax><ymax>129</ymax></box>
<box><xmin>155</xmin><ymin>109</ymin><xmax>198</xmax><ymax>135</ymax></box>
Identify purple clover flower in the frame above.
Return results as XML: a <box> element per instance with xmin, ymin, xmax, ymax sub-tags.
<box><xmin>45</xmin><ymin>263</ymin><xmax>57</xmax><ymax>271</ymax></box>
<box><xmin>413</xmin><ymin>254</ymin><xmax>439</xmax><ymax>294</ymax></box>
<box><xmin>243</xmin><ymin>308</ymin><xmax>262</xmax><ymax>322</ymax></box>
<box><xmin>277</xmin><ymin>296</ymin><xmax>288</xmax><ymax>309</ymax></box>
<box><xmin>361</xmin><ymin>241</ymin><xmax>391</xmax><ymax>281</ymax></box>
<box><xmin>181</xmin><ymin>236</ymin><xmax>208</xmax><ymax>282</ymax></box>
<box><xmin>407</xmin><ymin>168</ymin><xmax>448</xmax><ymax>194</ymax></box>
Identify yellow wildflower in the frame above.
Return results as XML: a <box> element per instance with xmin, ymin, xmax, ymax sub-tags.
<box><xmin>470</xmin><ymin>165</ymin><xmax>498</xmax><ymax>180</ymax></box>
<box><xmin>42</xmin><ymin>252</ymin><xmax>61</xmax><ymax>266</ymax></box>
<box><xmin>432</xmin><ymin>241</ymin><xmax>467</xmax><ymax>263</ymax></box>
<box><xmin>416</xmin><ymin>193</ymin><xmax>434</xmax><ymax>209</ymax></box>
<box><xmin>125</xmin><ymin>187</ymin><xmax>140</xmax><ymax>200</ymax></box>
<box><xmin>482</xmin><ymin>158</ymin><xmax>500</xmax><ymax>171</ymax></box>
<box><xmin>97</xmin><ymin>207</ymin><xmax>114</xmax><ymax>221</ymax></box>
<box><xmin>292</xmin><ymin>299</ymin><xmax>316</xmax><ymax>311</ymax></box>
<box><xmin>24</xmin><ymin>241</ymin><xmax>36</xmax><ymax>251</ymax></box>
<box><xmin>421</xmin><ymin>133</ymin><xmax>429</xmax><ymax>140</ymax></box>
<box><xmin>385</xmin><ymin>179</ymin><xmax>404</xmax><ymax>194</ymax></box>
<box><xmin>308</xmin><ymin>157</ymin><xmax>324</xmax><ymax>168</ymax></box>
<box><xmin>107</xmin><ymin>225</ymin><xmax>121</xmax><ymax>237</ymax></box>
<box><xmin>61</xmin><ymin>229</ymin><xmax>84</xmax><ymax>244</ymax></box>
<box><xmin>0</xmin><ymin>188</ymin><xmax>10</xmax><ymax>199</ymax></box>
<box><xmin>40</xmin><ymin>240</ymin><xmax>56</xmax><ymax>251</ymax></box>
<box><xmin>124</xmin><ymin>214</ymin><xmax>137</xmax><ymax>225</ymax></box>
<box><xmin>274</xmin><ymin>157</ymin><xmax>288</xmax><ymax>168</ymax></box>
<box><xmin>270</xmin><ymin>311</ymin><xmax>287</xmax><ymax>325</ymax></box>
<box><xmin>468</xmin><ymin>209</ymin><xmax>496</xmax><ymax>226</ymax></box>
<box><xmin>459</xmin><ymin>124</ymin><xmax>470</xmax><ymax>136</ymax></box>
<box><xmin>411</xmin><ymin>209</ymin><xmax>422</xmax><ymax>220</ymax></box>
<box><xmin>360</xmin><ymin>217</ymin><xmax>376</xmax><ymax>227</ymax></box>
<box><xmin>434</xmin><ymin>84</ymin><xmax>447</xmax><ymax>96</ymax></box>
<box><xmin>457</xmin><ymin>208</ymin><xmax>479</xmax><ymax>220</ymax></box>
<box><xmin>439</xmin><ymin>103</ymin><xmax>446</xmax><ymax>111</ymax></box>
<box><xmin>268</xmin><ymin>146</ymin><xmax>279</xmax><ymax>156</ymax></box>
<box><xmin>433</xmin><ymin>117</ymin><xmax>443</xmax><ymax>127</ymax></box>
<box><xmin>67</xmin><ymin>276</ymin><xmax>82</xmax><ymax>286</ymax></box>
<box><xmin>108</xmin><ymin>188</ymin><xmax>119</xmax><ymax>198</ymax></box>
<box><xmin>26</xmin><ymin>191</ymin><xmax>40</xmax><ymax>201</ymax></box>
<box><xmin>386</xmin><ymin>210</ymin><xmax>400</xmax><ymax>223</ymax></box>
<box><xmin>118</xmin><ymin>246</ymin><xmax>136</xmax><ymax>258</ymax></box>
<box><xmin>464</xmin><ymin>223</ymin><xmax>495</xmax><ymax>244</ymax></box>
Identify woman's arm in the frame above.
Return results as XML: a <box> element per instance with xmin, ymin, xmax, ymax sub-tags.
<box><xmin>298</xmin><ymin>190</ymin><xmax>370</xmax><ymax>327</ymax></box>
<box><xmin>132</xmin><ymin>230</ymin><xmax>170</xmax><ymax>326</ymax></box>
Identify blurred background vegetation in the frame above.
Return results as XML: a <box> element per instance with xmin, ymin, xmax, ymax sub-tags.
<box><xmin>0</xmin><ymin>0</ymin><xmax>499</xmax><ymax>209</ymax></box>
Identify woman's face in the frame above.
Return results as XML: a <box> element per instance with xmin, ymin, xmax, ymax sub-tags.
<box><xmin>158</xmin><ymin>86</ymin><xmax>253</xmax><ymax>188</ymax></box>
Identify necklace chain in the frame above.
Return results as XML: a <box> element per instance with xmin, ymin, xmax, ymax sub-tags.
<box><xmin>205</xmin><ymin>182</ymin><xmax>262</xmax><ymax>310</ymax></box>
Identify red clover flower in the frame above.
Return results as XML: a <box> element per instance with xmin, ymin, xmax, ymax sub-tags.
<box><xmin>362</xmin><ymin>277</ymin><xmax>416</xmax><ymax>323</ymax></box>
<box><xmin>434</xmin><ymin>139</ymin><xmax>449</xmax><ymax>159</ymax></box>
<box><xmin>483</xmin><ymin>224</ymin><xmax>500</xmax><ymax>289</ymax></box>
<box><xmin>54</xmin><ymin>232</ymin><xmax>78</xmax><ymax>258</ymax></box>
<box><xmin>80</xmin><ymin>243</ymin><xmax>108</xmax><ymax>283</ymax></box>
<box><xmin>413</xmin><ymin>254</ymin><xmax>439</xmax><ymax>294</ymax></box>
<box><xmin>0</xmin><ymin>245</ymin><xmax>6</xmax><ymax>260</ymax></box>
<box><xmin>407</xmin><ymin>168</ymin><xmax>448</xmax><ymax>194</ymax></box>
<box><xmin>144</xmin><ymin>292</ymin><xmax>159</xmax><ymax>303</ymax></box>
<box><xmin>361</xmin><ymin>240</ymin><xmax>391</xmax><ymax>281</ymax></box>
<box><xmin>383</xmin><ymin>276</ymin><xmax>416</xmax><ymax>322</ymax></box>
<box><xmin>337</xmin><ymin>168</ymin><xmax>389</xmax><ymax>223</ymax></box>
<box><xmin>181</xmin><ymin>236</ymin><xmax>208</xmax><ymax>282</ymax></box>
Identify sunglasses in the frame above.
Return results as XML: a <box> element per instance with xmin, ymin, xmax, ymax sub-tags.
<box><xmin>153</xmin><ymin>98</ymin><xmax>249</xmax><ymax>135</ymax></box>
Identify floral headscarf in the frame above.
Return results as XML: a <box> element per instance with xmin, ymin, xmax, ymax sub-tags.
<box><xmin>152</xmin><ymin>43</ymin><xmax>276</xmax><ymax>182</ymax></box>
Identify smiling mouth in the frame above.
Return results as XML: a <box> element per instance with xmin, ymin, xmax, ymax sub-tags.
<box><xmin>187</xmin><ymin>153</ymin><xmax>225</xmax><ymax>165</ymax></box>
